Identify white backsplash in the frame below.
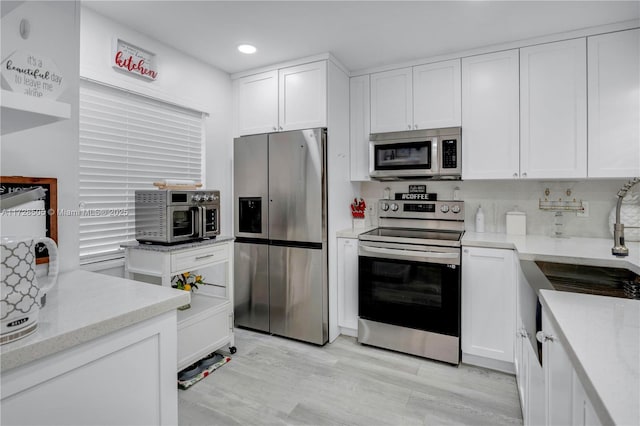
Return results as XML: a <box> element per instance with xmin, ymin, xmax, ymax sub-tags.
<box><xmin>359</xmin><ymin>179</ymin><xmax>631</xmax><ymax>239</ymax></box>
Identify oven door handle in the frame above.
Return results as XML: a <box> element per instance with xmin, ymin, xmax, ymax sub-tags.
<box><xmin>360</xmin><ymin>245</ymin><xmax>459</xmax><ymax>260</ymax></box>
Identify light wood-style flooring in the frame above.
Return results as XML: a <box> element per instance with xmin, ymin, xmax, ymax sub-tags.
<box><xmin>178</xmin><ymin>328</ymin><xmax>523</xmax><ymax>425</ymax></box>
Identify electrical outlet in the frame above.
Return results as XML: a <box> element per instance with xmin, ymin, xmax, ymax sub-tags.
<box><xmin>577</xmin><ymin>201</ymin><xmax>589</xmax><ymax>217</ymax></box>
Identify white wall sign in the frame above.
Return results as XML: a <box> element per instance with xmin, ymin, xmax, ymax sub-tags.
<box><xmin>1</xmin><ymin>50</ymin><xmax>64</xmax><ymax>99</ymax></box>
<box><xmin>112</xmin><ymin>38</ymin><xmax>158</xmax><ymax>81</ymax></box>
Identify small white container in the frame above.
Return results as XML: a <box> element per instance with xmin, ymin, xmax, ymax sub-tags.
<box><xmin>475</xmin><ymin>205</ymin><xmax>485</xmax><ymax>233</ymax></box>
<box><xmin>506</xmin><ymin>211</ymin><xmax>526</xmax><ymax>235</ymax></box>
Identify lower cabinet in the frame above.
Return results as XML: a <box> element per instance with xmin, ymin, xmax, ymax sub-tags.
<box><xmin>537</xmin><ymin>306</ymin><xmax>604</xmax><ymax>426</ymax></box>
<box><xmin>1</xmin><ymin>311</ymin><xmax>178</xmax><ymax>425</ymax></box>
<box><xmin>177</xmin><ymin>293</ymin><xmax>233</xmax><ymax>371</ymax></box>
<box><xmin>337</xmin><ymin>237</ymin><xmax>359</xmax><ymax>336</ymax></box>
<box><xmin>461</xmin><ymin>246</ymin><xmax>516</xmax><ymax>372</ymax></box>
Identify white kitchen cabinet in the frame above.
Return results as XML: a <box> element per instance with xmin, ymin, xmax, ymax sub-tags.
<box><xmin>520</xmin><ymin>38</ymin><xmax>587</xmax><ymax>179</ymax></box>
<box><xmin>572</xmin><ymin>371</ymin><xmax>603</xmax><ymax>426</ymax></box>
<box><xmin>461</xmin><ymin>247</ymin><xmax>516</xmax><ymax>372</ymax></box>
<box><xmin>540</xmin><ymin>308</ymin><xmax>573</xmax><ymax>426</ymax></box>
<box><xmin>1</xmin><ymin>311</ymin><xmax>178</xmax><ymax>426</ymax></box>
<box><xmin>461</xmin><ymin>50</ymin><xmax>520</xmax><ymax>179</ymax></box>
<box><xmin>235</xmin><ymin>61</ymin><xmax>327</xmax><ymax>136</ymax></box>
<box><xmin>413</xmin><ymin>59</ymin><xmax>461</xmax><ymax>129</ymax></box>
<box><xmin>539</xmin><ymin>305</ymin><xmax>606</xmax><ymax>426</ymax></box>
<box><xmin>236</xmin><ymin>70</ymin><xmax>278</xmax><ymax>136</ymax></box>
<box><xmin>279</xmin><ymin>61</ymin><xmax>327</xmax><ymax>131</ymax></box>
<box><xmin>587</xmin><ymin>29</ymin><xmax>640</xmax><ymax>178</ymax></box>
<box><xmin>349</xmin><ymin>75</ymin><xmax>371</xmax><ymax>181</ymax></box>
<box><xmin>370</xmin><ymin>60</ymin><xmax>461</xmax><ymax>133</ymax></box>
<box><xmin>370</xmin><ymin>67</ymin><xmax>413</xmax><ymax>133</ymax></box>
<box><xmin>524</xmin><ymin>335</ymin><xmax>546</xmax><ymax>426</ymax></box>
<box><xmin>337</xmin><ymin>237</ymin><xmax>359</xmax><ymax>336</ymax></box>
<box><xmin>124</xmin><ymin>239</ymin><xmax>235</xmax><ymax>371</ymax></box>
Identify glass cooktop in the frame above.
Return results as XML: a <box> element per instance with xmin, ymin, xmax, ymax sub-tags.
<box><xmin>359</xmin><ymin>227</ymin><xmax>463</xmax><ymax>247</ymax></box>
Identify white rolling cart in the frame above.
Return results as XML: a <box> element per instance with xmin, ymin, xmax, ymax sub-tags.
<box><xmin>123</xmin><ymin>237</ymin><xmax>236</xmax><ymax>371</ymax></box>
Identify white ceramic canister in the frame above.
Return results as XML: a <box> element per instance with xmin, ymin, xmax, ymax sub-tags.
<box><xmin>506</xmin><ymin>211</ymin><xmax>527</xmax><ymax>235</ymax></box>
<box><xmin>1</xmin><ymin>236</ymin><xmax>58</xmax><ymax>344</ymax></box>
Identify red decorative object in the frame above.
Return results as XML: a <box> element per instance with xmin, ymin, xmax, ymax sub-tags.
<box><xmin>351</xmin><ymin>198</ymin><xmax>366</xmax><ymax>218</ymax></box>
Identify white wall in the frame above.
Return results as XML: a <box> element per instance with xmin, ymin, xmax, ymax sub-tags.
<box><xmin>80</xmin><ymin>6</ymin><xmax>233</xmax><ymax>239</ymax></box>
<box><xmin>361</xmin><ymin>179</ymin><xmax>627</xmax><ymax>239</ymax></box>
<box><xmin>1</xmin><ymin>1</ymin><xmax>81</xmax><ymax>272</ymax></box>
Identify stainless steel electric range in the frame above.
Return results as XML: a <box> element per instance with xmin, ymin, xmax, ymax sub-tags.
<box><xmin>358</xmin><ymin>199</ymin><xmax>464</xmax><ymax>364</ymax></box>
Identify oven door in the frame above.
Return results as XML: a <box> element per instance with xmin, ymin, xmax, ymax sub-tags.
<box><xmin>200</xmin><ymin>204</ymin><xmax>220</xmax><ymax>238</ymax></box>
<box><xmin>369</xmin><ymin>140</ymin><xmax>437</xmax><ymax>179</ymax></box>
<box><xmin>168</xmin><ymin>206</ymin><xmax>200</xmax><ymax>243</ymax></box>
<box><xmin>358</xmin><ymin>241</ymin><xmax>460</xmax><ymax>337</ymax></box>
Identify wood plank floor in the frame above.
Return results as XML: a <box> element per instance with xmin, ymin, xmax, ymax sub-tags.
<box><xmin>178</xmin><ymin>328</ymin><xmax>523</xmax><ymax>425</ymax></box>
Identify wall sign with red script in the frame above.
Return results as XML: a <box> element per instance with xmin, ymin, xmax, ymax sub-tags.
<box><xmin>112</xmin><ymin>38</ymin><xmax>158</xmax><ymax>81</ymax></box>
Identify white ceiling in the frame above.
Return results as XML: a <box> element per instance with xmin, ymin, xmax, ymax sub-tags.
<box><xmin>84</xmin><ymin>1</ymin><xmax>640</xmax><ymax>75</ymax></box>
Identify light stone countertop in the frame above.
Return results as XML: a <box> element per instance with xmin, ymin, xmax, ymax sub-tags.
<box><xmin>0</xmin><ymin>269</ymin><xmax>189</xmax><ymax>372</ymax></box>
<box><xmin>462</xmin><ymin>232</ymin><xmax>640</xmax><ymax>274</ymax></box>
<box><xmin>336</xmin><ymin>227</ymin><xmax>377</xmax><ymax>238</ymax></box>
<box><xmin>539</xmin><ymin>290</ymin><xmax>639</xmax><ymax>426</ymax></box>
<box><xmin>121</xmin><ymin>235</ymin><xmax>234</xmax><ymax>252</ymax></box>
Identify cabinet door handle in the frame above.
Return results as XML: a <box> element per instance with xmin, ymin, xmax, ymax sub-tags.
<box><xmin>407</xmin><ymin>124</ymin><xmax>412</xmax><ymax>130</ymax></box>
<box><xmin>522</xmin><ymin>172</ymin><xmax>528</xmax><ymax>178</ymax></box>
<box><xmin>414</xmin><ymin>124</ymin><xmax>418</xmax><ymax>129</ymax></box>
<box><xmin>195</xmin><ymin>254</ymin><xmax>215</xmax><ymax>260</ymax></box>
<box><xmin>536</xmin><ymin>331</ymin><xmax>554</xmax><ymax>343</ymax></box>
<box><xmin>513</xmin><ymin>173</ymin><xmax>518</xmax><ymax>178</ymax></box>
<box><xmin>272</xmin><ymin>126</ymin><xmax>277</xmax><ymax>131</ymax></box>
<box><xmin>279</xmin><ymin>126</ymin><xmax>283</xmax><ymax>131</ymax></box>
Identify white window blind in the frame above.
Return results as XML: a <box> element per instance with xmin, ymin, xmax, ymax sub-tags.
<box><xmin>79</xmin><ymin>79</ymin><xmax>204</xmax><ymax>264</ymax></box>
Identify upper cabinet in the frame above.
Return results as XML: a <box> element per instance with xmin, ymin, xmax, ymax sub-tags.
<box><xmin>279</xmin><ymin>61</ymin><xmax>327</xmax><ymax>132</ymax></box>
<box><xmin>587</xmin><ymin>29</ymin><xmax>640</xmax><ymax>178</ymax></box>
<box><xmin>236</xmin><ymin>61</ymin><xmax>327</xmax><ymax>136</ymax></box>
<box><xmin>462</xmin><ymin>50</ymin><xmax>520</xmax><ymax>179</ymax></box>
<box><xmin>369</xmin><ymin>59</ymin><xmax>461</xmax><ymax>133</ymax></box>
<box><xmin>349</xmin><ymin>75</ymin><xmax>371</xmax><ymax>181</ymax></box>
<box><xmin>370</xmin><ymin>67</ymin><xmax>413</xmax><ymax>133</ymax></box>
<box><xmin>237</xmin><ymin>70</ymin><xmax>278</xmax><ymax>135</ymax></box>
<box><xmin>520</xmin><ymin>38</ymin><xmax>587</xmax><ymax>179</ymax></box>
<box><xmin>413</xmin><ymin>60</ymin><xmax>461</xmax><ymax>130</ymax></box>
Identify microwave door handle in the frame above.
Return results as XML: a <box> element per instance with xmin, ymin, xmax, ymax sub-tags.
<box><xmin>432</xmin><ymin>139</ymin><xmax>439</xmax><ymax>173</ymax></box>
<box><xmin>191</xmin><ymin>206</ymin><xmax>201</xmax><ymax>238</ymax></box>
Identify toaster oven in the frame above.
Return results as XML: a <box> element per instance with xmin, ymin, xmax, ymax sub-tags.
<box><xmin>135</xmin><ymin>189</ymin><xmax>220</xmax><ymax>244</ymax></box>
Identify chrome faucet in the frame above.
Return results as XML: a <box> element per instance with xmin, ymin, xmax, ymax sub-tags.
<box><xmin>612</xmin><ymin>177</ymin><xmax>640</xmax><ymax>257</ymax></box>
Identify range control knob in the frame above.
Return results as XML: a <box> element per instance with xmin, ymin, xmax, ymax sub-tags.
<box><xmin>440</xmin><ymin>204</ymin><xmax>450</xmax><ymax>213</ymax></box>
<box><xmin>451</xmin><ymin>205</ymin><xmax>461</xmax><ymax>214</ymax></box>
<box><xmin>202</xmin><ymin>194</ymin><xmax>210</xmax><ymax>202</ymax></box>
<box><xmin>380</xmin><ymin>202</ymin><xmax>390</xmax><ymax>212</ymax></box>
<box><xmin>192</xmin><ymin>194</ymin><xmax>201</xmax><ymax>202</ymax></box>
<box><xmin>390</xmin><ymin>203</ymin><xmax>399</xmax><ymax>212</ymax></box>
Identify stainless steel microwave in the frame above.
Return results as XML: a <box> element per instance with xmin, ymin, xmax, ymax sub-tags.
<box><xmin>369</xmin><ymin>127</ymin><xmax>462</xmax><ymax>180</ymax></box>
<box><xmin>135</xmin><ymin>189</ymin><xmax>220</xmax><ymax>244</ymax></box>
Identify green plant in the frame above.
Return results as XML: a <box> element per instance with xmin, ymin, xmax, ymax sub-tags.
<box><xmin>171</xmin><ymin>271</ymin><xmax>204</xmax><ymax>291</ymax></box>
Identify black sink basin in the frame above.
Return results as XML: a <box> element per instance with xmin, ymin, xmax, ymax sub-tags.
<box><xmin>535</xmin><ymin>261</ymin><xmax>640</xmax><ymax>300</ymax></box>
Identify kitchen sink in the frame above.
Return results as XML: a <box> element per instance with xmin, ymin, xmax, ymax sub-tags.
<box><xmin>535</xmin><ymin>261</ymin><xmax>640</xmax><ymax>300</ymax></box>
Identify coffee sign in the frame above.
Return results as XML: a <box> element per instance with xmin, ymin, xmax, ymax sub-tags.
<box><xmin>112</xmin><ymin>38</ymin><xmax>158</xmax><ymax>81</ymax></box>
<box><xmin>1</xmin><ymin>50</ymin><xmax>64</xmax><ymax>99</ymax></box>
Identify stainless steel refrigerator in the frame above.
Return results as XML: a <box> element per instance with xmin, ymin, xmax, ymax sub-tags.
<box><xmin>233</xmin><ymin>128</ymin><xmax>328</xmax><ymax>345</ymax></box>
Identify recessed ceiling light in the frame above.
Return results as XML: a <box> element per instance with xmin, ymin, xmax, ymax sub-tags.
<box><xmin>238</xmin><ymin>44</ymin><xmax>257</xmax><ymax>54</ymax></box>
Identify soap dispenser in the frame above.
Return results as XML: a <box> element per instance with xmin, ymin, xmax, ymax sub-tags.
<box><xmin>475</xmin><ymin>205</ymin><xmax>485</xmax><ymax>233</ymax></box>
